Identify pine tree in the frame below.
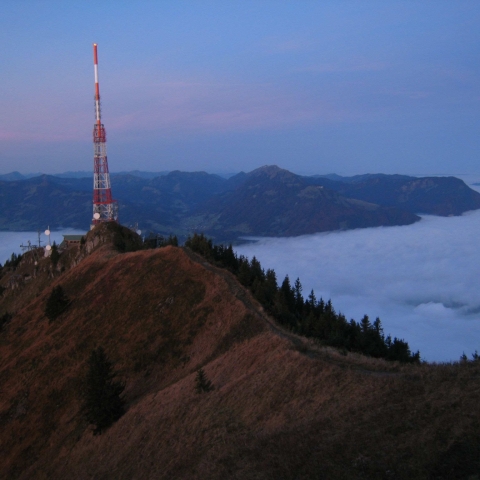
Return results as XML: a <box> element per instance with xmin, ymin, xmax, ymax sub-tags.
<box><xmin>45</xmin><ymin>285</ymin><xmax>70</xmax><ymax>322</ymax></box>
<box><xmin>238</xmin><ymin>260</ymin><xmax>253</xmax><ymax>287</ymax></box>
<box><xmin>195</xmin><ymin>367</ymin><xmax>214</xmax><ymax>394</ymax></box>
<box><xmin>82</xmin><ymin>347</ymin><xmax>125</xmax><ymax>434</ymax></box>
<box><xmin>294</xmin><ymin>278</ymin><xmax>304</xmax><ymax>313</ymax></box>
<box><xmin>0</xmin><ymin>312</ymin><xmax>12</xmax><ymax>331</ymax></box>
<box><xmin>50</xmin><ymin>242</ymin><xmax>60</xmax><ymax>267</ymax></box>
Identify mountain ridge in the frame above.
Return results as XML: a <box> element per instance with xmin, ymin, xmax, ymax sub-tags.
<box><xmin>0</xmin><ymin>226</ymin><xmax>479</xmax><ymax>479</ymax></box>
<box><xmin>1</xmin><ymin>166</ymin><xmax>479</xmax><ymax>242</ymax></box>
<box><xmin>195</xmin><ymin>165</ymin><xmax>420</xmax><ymax>239</ymax></box>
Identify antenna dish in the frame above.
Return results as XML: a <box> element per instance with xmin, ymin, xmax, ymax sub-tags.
<box><xmin>46</xmin><ymin>245</ymin><xmax>52</xmax><ymax>251</ymax></box>
<box><xmin>94</xmin><ymin>212</ymin><xmax>100</xmax><ymax>220</ymax></box>
<box><xmin>45</xmin><ymin>229</ymin><xmax>51</xmax><ymax>236</ymax></box>
<box><xmin>136</xmin><ymin>230</ymin><xmax>142</xmax><ymax>235</ymax></box>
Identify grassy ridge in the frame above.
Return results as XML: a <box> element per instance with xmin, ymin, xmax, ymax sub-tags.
<box><xmin>185</xmin><ymin>233</ymin><xmax>420</xmax><ymax>363</ymax></box>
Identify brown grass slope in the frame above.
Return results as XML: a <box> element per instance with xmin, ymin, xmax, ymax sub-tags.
<box><xmin>1</xmin><ymin>238</ymin><xmax>480</xmax><ymax>479</ymax></box>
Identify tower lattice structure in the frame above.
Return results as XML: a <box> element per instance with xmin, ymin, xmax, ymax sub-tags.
<box><xmin>92</xmin><ymin>43</ymin><xmax>118</xmax><ymax>226</ymax></box>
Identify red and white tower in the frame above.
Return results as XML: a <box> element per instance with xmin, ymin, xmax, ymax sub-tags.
<box><xmin>91</xmin><ymin>43</ymin><xmax>118</xmax><ymax>227</ymax></box>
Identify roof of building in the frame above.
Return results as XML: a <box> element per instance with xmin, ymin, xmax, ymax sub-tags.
<box><xmin>62</xmin><ymin>235</ymin><xmax>85</xmax><ymax>241</ymax></box>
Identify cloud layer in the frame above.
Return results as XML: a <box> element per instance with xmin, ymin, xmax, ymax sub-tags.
<box><xmin>235</xmin><ymin>210</ymin><xmax>480</xmax><ymax>362</ymax></box>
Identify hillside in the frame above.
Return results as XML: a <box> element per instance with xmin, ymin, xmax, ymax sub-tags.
<box><xmin>195</xmin><ymin>166</ymin><xmax>419</xmax><ymax>239</ymax></box>
<box><xmin>309</xmin><ymin>173</ymin><xmax>480</xmax><ymax>216</ymax></box>
<box><xmin>1</xmin><ymin>226</ymin><xmax>479</xmax><ymax>479</ymax></box>
<box><xmin>0</xmin><ymin>176</ymin><xmax>91</xmax><ymax>231</ymax></box>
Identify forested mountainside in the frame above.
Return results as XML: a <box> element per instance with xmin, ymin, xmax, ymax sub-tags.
<box><xmin>0</xmin><ymin>224</ymin><xmax>479</xmax><ymax>479</ymax></box>
<box><xmin>308</xmin><ymin>172</ymin><xmax>480</xmax><ymax>216</ymax></box>
<box><xmin>1</xmin><ymin>166</ymin><xmax>479</xmax><ymax>242</ymax></box>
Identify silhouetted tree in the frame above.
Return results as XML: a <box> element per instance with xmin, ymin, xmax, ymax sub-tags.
<box><xmin>293</xmin><ymin>278</ymin><xmax>304</xmax><ymax>315</ymax></box>
<box><xmin>238</xmin><ymin>260</ymin><xmax>254</xmax><ymax>287</ymax></box>
<box><xmin>82</xmin><ymin>347</ymin><xmax>125</xmax><ymax>434</ymax></box>
<box><xmin>4</xmin><ymin>252</ymin><xmax>23</xmax><ymax>270</ymax></box>
<box><xmin>50</xmin><ymin>242</ymin><xmax>60</xmax><ymax>267</ymax></box>
<box><xmin>45</xmin><ymin>285</ymin><xmax>70</xmax><ymax>322</ymax></box>
<box><xmin>0</xmin><ymin>312</ymin><xmax>12</xmax><ymax>331</ymax></box>
<box><xmin>195</xmin><ymin>367</ymin><xmax>214</xmax><ymax>393</ymax></box>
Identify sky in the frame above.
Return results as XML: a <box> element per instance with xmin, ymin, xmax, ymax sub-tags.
<box><xmin>0</xmin><ymin>1</ymin><xmax>479</xmax><ymax>176</ymax></box>
<box><xmin>235</xmin><ymin>208</ymin><xmax>480</xmax><ymax>363</ymax></box>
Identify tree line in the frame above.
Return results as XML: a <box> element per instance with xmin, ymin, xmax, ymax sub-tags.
<box><xmin>0</xmin><ymin>252</ymin><xmax>23</xmax><ymax>273</ymax></box>
<box><xmin>185</xmin><ymin>233</ymin><xmax>420</xmax><ymax>363</ymax></box>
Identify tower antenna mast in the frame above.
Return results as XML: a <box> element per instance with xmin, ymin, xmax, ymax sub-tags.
<box><xmin>91</xmin><ymin>43</ymin><xmax>118</xmax><ymax>227</ymax></box>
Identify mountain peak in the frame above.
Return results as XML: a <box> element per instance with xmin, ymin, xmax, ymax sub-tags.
<box><xmin>248</xmin><ymin>165</ymin><xmax>298</xmax><ymax>180</ymax></box>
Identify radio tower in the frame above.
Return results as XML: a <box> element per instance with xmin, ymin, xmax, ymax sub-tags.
<box><xmin>91</xmin><ymin>43</ymin><xmax>118</xmax><ymax>227</ymax></box>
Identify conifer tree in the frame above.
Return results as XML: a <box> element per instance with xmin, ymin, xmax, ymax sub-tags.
<box><xmin>0</xmin><ymin>312</ymin><xmax>12</xmax><ymax>331</ymax></box>
<box><xmin>82</xmin><ymin>347</ymin><xmax>125</xmax><ymax>434</ymax></box>
<box><xmin>50</xmin><ymin>242</ymin><xmax>60</xmax><ymax>267</ymax></box>
<box><xmin>238</xmin><ymin>260</ymin><xmax>253</xmax><ymax>287</ymax></box>
<box><xmin>294</xmin><ymin>278</ymin><xmax>304</xmax><ymax>313</ymax></box>
<box><xmin>45</xmin><ymin>285</ymin><xmax>70</xmax><ymax>322</ymax></box>
<box><xmin>195</xmin><ymin>367</ymin><xmax>214</xmax><ymax>393</ymax></box>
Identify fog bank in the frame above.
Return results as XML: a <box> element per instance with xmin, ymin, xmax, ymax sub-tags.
<box><xmin>235</xmin><ymin>211</ymin><xmax>480</xmax><ymax>362</ymax></box>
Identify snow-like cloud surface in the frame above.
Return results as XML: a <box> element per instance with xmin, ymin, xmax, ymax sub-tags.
<box><xmin>235</xmin><ymin>211</ymin><xmax>480</xmax><ymax>362</ymax></box>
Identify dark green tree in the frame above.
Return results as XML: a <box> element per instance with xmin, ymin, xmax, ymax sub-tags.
<box><xmin>45</xmin><ymin>285</ymin><xmax>70</xmax><ymax>322</ymax></box>
<box><xmin>237</xmin><ymin>260</ymin><xmax>254</xmax><ymax>287</ymax></box>
<box><xmin>4</xmin><ymin>252</ymin><xmax>23</xmax><ymax>270</ymax></box>
<box><xmin>0</xmin><ymin>312</ymin><xmax>13</xmax><ymax>331</ymax></box>
<box><xmin>50</xmin><ymin>242</ymin><xmax>60</xmax><ymax>267</ymax></box>
<box><xmin>195</xmin><ymin>367</ymin><xmax>214</xmax><ymax>394</ymax></box>
<box><xmin>279</xmin><ymin>275</ymin><xmax>296</xmax><ymax>312</ymax></box>
<box><xmin>82</xmin><ymin>347</ymin><xmax>125</xmax><ymax>434</ymax></box>
<box><xmin>294</xmin><ymin>278</ymin><xmax>304</xmax><ymax>313</ymax></box>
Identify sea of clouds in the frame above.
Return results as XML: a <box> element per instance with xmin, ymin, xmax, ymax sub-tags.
<box><xmin>235</xmin><ymin>210</ymin><xmax>480</xmax><ymax>362</ymax></box>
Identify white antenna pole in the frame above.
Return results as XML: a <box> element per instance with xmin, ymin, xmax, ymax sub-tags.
<box><xmin>44</xmin><ymin>226</ymin><xmax>52</xmax><ymax>257</ymax></box>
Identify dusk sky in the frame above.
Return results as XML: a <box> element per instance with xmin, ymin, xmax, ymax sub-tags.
<box><xmin>1</xmin><ymin>1</ymin><xmax>479</xmax><ymax>176</ymax></box>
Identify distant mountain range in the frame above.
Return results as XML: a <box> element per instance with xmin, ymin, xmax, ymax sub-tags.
<box><xmin>0</xmin><ymin>170</ymin><xmax>170</xmax><ymax>181</ymax></box>
<box><xmin>1</xmin><ymin>165</ymin><xmax>480</xmax><ymax>241</ymax></box>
